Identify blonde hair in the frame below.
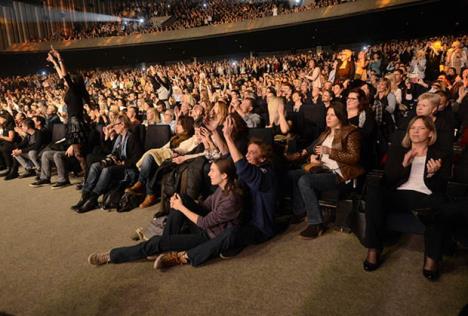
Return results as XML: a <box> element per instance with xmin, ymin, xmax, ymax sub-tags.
<box><xmin>401</xmin><ymin>116</ymin><xmax>437</xmax><ymax>148</ymax></box>
<box><xmin>418</xmin><ymin>92</ymin><xmax>441</xmax><ymax>109</ymax></box>
<box><xmin>267</xmin><ymin>96</ymin><xmax>283</xmax><ymax>126</ymax></box>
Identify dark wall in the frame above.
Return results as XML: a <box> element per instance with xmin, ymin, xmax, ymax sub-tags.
<box><xmin>0</xmin><ymin>0</ymin><xmax>466</xmax><ymax>76</ymax></box>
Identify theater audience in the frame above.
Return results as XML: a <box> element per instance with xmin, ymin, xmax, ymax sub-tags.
<box><xmin>0</xmin><ymin>33</ymin><xmax>467</xmax><ymax>280</ymax></box>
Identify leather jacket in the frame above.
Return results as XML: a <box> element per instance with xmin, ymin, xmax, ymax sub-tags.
<box><xmin>307</xmin><ymin>125</ymin><xmax>365</xmax><ymax>182</ymax></box>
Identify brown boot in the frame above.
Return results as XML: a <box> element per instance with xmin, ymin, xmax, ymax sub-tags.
<box><xmin>139</xmin><ymin>194</ymin><xmax>157</xmax><ymax>208</ymax></box>
<box><xmin>125</xmin><ymin>181</ymin><xmax>144</xmax><ymax>194</ymax></box>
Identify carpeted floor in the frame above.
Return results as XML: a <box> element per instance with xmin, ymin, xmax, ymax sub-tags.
<box><xmin>1</xmin><ymin>176</ymin><xmax>467</xmax><ymax>316</ymax></box>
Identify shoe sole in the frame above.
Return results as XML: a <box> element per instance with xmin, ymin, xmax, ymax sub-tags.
<box><xmin>29</xmin><ymin>184</ymin><xmax>49</xmax><ymax>188</ymax></box>
<box><xmin>51</xmin><ymin>183</ymin><xmax>71</xmax><ymax>190</ymax></box>
<box><xmin>153</xmin><ymin>254</ymin><xmax>164</xmax><ymax>269</ymax></box>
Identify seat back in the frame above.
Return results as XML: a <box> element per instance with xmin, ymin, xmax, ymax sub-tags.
<box><xmin>248</xmin><ymin>128</ymin><xmax>273</xmax><ymax>146</ymax></box>
<box><xmin>144</xmin><ymin>125</ymin><xmax>172</xmax><ymax>151</ymax></box>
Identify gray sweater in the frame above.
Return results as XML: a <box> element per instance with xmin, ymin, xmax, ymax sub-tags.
<box><xmin>197</xmin><ymin>187</ymin><xmax>241</xmax><ymax>238</ymax></box>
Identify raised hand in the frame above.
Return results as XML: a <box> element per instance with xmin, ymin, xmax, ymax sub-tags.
<box><xmin>222</xmin><ymin>115</ymin><xmax>234</xmax><ymax>140</ymax></box>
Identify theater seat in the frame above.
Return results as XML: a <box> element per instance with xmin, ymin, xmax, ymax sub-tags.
<box><xmin>144</xmin><ymin>125</ymin><xmax>171</xmax><ymax>151</ymax></box>
<box><xmin>248</xmin><ymin>128</ymin><xmax>273</xmax><ymax>145</ymax></box>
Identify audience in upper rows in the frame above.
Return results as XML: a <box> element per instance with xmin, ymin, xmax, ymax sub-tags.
<box><xmin>23</xmin><ymin>0</ymin><xmax>357</xmax><ymax>43</ymax></box>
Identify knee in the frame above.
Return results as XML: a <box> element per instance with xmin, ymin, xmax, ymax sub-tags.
<box><xmin>297</xmin><ymin>174</ymin><xmax>312</xmax><ymax>189</ymax></box>
<box><xmin>90</xmin><ymin>161</ymin><xmax>101</xmax><ymax>171</ymax></box>
<box><xmin>53</xmin><ymin>152</ymin><xmax>64</xmax><ymax>161</ymax></box>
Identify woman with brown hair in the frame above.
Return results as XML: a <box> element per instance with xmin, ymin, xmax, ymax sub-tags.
<box><xmin>88</xmin><ymin>158</ymin><xmax>242</xmax><ymax>267</ymax></box>
<box><xmin>363</xmin><ymin>116</ymin><xmax>449</xmax><ymax>281</ymax></box>
<box><xmin>346</xmin><ymin>88</ymin><xmax>377</xmax><ymax>171</ymax></box>
<box><xmin>127</xmin><ymin>116</ymin><xmax>197</xmax><ymax>208</ymax></box>
<box><xmin>289</xmin><ymin>102</ymin><xmax>364</xmax><ymax>238</ymax></box>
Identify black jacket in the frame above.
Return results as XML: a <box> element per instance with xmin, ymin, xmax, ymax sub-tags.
<box><xmin>111</xmin><ymin>132</ymin><xmax>143</xmax><ymax>169</ymax></box>
<box><xmin>16</xmin><ymin>129</ymin><xmax>46</xmax><ymax>153</ymax></box>
<box><xmin>384</xmin><ymin>145</ymin><xmax>450</xmax><ymax>195</ymax></box>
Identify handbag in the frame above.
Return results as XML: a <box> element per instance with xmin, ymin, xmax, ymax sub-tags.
<box><xmin>302</xmin><ymin>160</ymin><xmax>322</xmax><ymax>173</ymax></box>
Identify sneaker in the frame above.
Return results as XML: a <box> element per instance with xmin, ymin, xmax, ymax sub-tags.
<box><xmin>153</xmin><ymin>252</ymin><xmax>188</xmax><ymax>270</ymax></box>
<box><xmin>88</xmin><ymin>252</ymin><xmax>111</xmax><ymax>265</ymax></box>
<box><xmin>219</xmin><ymin>247</ymin><xmax>244</xmax><ymax>260</ymax></box>
<box><xmin>51</xmin><ymin>180</ymin><xmax>71</xmax><ymax>189</ymax></box>
<box><xmin>299</xmin><ymin>224</ymin><xmax>326</xmax><ymax>240</ymax></box>
<box><xmin>29</xmin><ymin>179</ymin><xmax>51</xmax><ymax>187</ymax></box>
<box><xmin>0</xmin><ymin>168</ymin><xmax>9</xmax><ymax>176</ymax></box>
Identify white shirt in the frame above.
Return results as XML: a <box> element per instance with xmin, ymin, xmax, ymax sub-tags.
<box><xmin>397</xmin><ymin>155</ymin><xmax>432</xmax><ymax>195</ymax></box>
<box><xmin>320</xmin><ymin>134</ymin><xmax>342</xmax><ymax>178</ymax></box>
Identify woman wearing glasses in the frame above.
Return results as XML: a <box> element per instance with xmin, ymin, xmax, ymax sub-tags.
<box><xmin>346</xmin><ymin>88</ymin><xmax>377</xmax><ymax>171</ymax></box>
<box><xmin>72</xmin><ymin>115</ymin><xmax>143</xmax><ymax>213</ymax></box>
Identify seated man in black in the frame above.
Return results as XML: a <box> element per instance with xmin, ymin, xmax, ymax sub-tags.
<box><xmin>72</xmin><ymin>114</ymin><xmax>143</xmax><ymax>213</ymax></box>
<box><xmin>12</xmin><ymin>118</ymin><xmax>46</xmax><ymax>179</ymax></box>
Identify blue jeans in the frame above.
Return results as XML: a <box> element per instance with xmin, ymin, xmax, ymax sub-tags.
<box><xmin>296</xmin><ymin>172</ymin><xmax>339</xmax><ymax>225</ymax></box>
<box><xmin>83</xmin><ymin>161</ymin><xmax>125</xmax><ymax>195</ymax></box>
<box><xmin>138</xmin><ymin>155</ymin><xmax>158</xmax><ymax>195</ymax></box>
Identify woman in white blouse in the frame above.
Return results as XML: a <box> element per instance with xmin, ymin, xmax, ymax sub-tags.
<box><xmin>363</xmin><ymin>116</ymin><xmax>449</xmax><ymax>281</ymax></box>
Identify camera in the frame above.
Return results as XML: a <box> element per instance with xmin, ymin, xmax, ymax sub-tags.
<box><xmin>100</xmin><ymin>155</ymin><xmax>118</xmax><ymax>168</ymax></box>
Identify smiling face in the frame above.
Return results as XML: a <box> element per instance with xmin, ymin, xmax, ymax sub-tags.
<box><xmin>208</xmin><ymin>162</ymin><xmax>227</xmax><ymax>186</ymax></box>
<box><xmin>346</xmin><ymin>92</ymin><xmax>359</xmax><ymax>111</ymax></box>
<box><xmin>246</xmin><ymin>143</ymin><xmax>265</xmax><ymax>166</ymax></box>
<box><xmin>113</xmin><ymin>119</ymin><xmax>125</xmax><ymax>135</ymax></box>
<box><xmin>408</xmin><ymin>118</ymin><xmax>432</xmax><ymax>145</ymax></box>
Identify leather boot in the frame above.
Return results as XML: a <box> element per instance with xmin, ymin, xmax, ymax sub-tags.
<box><xmin>139</xmin><ymin>194</ymin><xmax>157</xmax><ymax>208</ymax></box>
<box><xmin>78</xmin><ymin>192</ymin><xmax>99</xmax><ymax>213</ymax></box>
<box><xmin>125</xmin><ymin>181</ymin><xmax>144</xmax><ymax>194</ymax></box>
<box><xmin>71</xmin><ymin>191</ymin><xmax>90</xmax><ymax>210</ymax></box>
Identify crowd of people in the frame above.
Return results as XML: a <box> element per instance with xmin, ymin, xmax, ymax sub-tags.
<box><xmin>1</xmin><ymin>33</ymin><xmax>468</xmax><ymax>281</ymax></box>
<box><xmin>26</xmin><ymin>0</ymin><xmax>356</xmax><ymax>42</ymax></box>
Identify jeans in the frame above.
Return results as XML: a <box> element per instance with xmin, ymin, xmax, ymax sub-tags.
<box><xmin>15</xmin><ymin>150</ymin><xmax>41</xmax><ymax>171</ymax></box>
<box><xmin>110</xmin><ymin>195</ymin><xmax>210</xmax><ymax>263</ymax></box>
<box><xmin>186</xmin><ymin>224</ymin><xmax>269</xmax><ymax>267</ymax></box>
<box><xmin>83</xmin><ymin>161</ymin><xmax>125</xmax><ymax>195</ymax></box>
<box><xmin>138</xmin><ymin>155</ymin><xmax>158</xmax><ymax>195</ymax></box>
<box><xmin>295</xmin><ymin>172</ymin><xmax>339</xmax><ymax>225</ymax></box>
<box><xmin>40</xmin><ymin>150</ymin><xmax>68</xmax><ymax>182</ymax></box>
